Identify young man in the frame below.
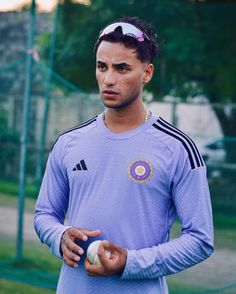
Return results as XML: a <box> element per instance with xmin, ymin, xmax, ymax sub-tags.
<box><xmin>34</xmin><ymin>17</ymin><xmax>214</xmax><ymax>293</ymax></box>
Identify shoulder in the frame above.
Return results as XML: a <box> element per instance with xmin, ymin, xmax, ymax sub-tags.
<box><xmin>50</xmin><ymin>115</ymin><xmax>98</xmax><ymax>152</ymax></box>
<box><xmin>151</xmin><ymin>117</ymin><xmax>204</xmax><ymax>170</ymax></box>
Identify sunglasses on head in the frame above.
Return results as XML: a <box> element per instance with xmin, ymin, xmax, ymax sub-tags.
<box><xmin>99</xmin><ymin>22</ymin><xmax>149</xmax><ymax>42</ymax></box>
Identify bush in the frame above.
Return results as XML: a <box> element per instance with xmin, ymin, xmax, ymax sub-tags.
<box><xmin>0</xmin><ymin>180</ymin><xmax>39</xmax><ymax>198</ymax></box>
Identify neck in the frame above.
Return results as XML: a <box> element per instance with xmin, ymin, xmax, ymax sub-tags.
<box><xmin>103</xmin><ymin>104</ymin><xmax>150</xmax><ymax>133</ymax></box>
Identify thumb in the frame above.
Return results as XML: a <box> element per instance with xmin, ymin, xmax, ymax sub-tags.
<box><xmin>101</xmin><ymin>240</ymin><xmax>122</xmax><ymax>253</ymax></box>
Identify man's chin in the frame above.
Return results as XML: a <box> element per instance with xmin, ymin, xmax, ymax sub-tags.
<box><xmin>103</xmin><ymin>101</ymin><xmax>122</xmax><ymax>109</ymax></box>
<box><xmin>102</xmin><ymin>94</ymin><xmax>139</xmax><ymax>110</ymax></box>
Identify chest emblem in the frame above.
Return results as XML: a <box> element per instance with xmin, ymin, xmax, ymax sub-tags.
<box><xmin>128</xmin><ymin>159</ymin><xmax>153</xmax><ymax>183</ymax></box>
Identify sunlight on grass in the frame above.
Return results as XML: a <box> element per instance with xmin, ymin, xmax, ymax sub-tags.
<box><xmin>0</xmin><ymin>280</ymin><xmax>55</xmax><ymax>294</ymax></box>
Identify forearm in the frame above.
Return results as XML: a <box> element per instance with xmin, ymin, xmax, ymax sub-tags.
<box><xmin>122</xmin><ymin>233</ymin><xmax>214</xmax><ymax>280</ymax></box>
<box><xmin>34</xmin><ymin>212</ymin><xmax>70</xmax><ymax>258</ymax></box>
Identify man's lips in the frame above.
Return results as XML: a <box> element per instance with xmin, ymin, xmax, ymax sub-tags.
<box><xmin>102</xmin><ymin>90</ymin><xmax>119</xmax><ymax>95</ymax></box>
<box><xmin>102</xmin><ymin>90</ymin><xmax>119</xmax><ymax>98</ymax></box>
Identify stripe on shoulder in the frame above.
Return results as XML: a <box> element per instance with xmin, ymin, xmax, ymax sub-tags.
<box><xmin>50</xmin><ymin>116</ymin><xmax>97</xmax><ymax>151</ymax></box>
<box><xmin>152</xmin><ymin>118</ymin><xmax>204</xmax><ymax>169</ymax></box>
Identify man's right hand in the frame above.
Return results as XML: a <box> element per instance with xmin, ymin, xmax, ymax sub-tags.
<box><xmin>60</xmin><ymin>227</ymin><xmax>101</xmax><ymax>268</ymax></box>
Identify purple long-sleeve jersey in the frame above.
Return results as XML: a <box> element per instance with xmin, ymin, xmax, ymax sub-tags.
<box><xmin>34</xmin><ymin>113</ymin><xmax>214</xmax><ymax>294</ymax></box>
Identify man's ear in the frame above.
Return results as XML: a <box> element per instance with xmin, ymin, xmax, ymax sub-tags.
<box><xmin>143</xmin><ymin>63</ymin><xmax>154</xmax><ymax>85</ymax></box>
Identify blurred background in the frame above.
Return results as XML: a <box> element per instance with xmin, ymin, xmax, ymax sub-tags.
<box><xmin>0</xmin><ymin>0</ymin><xmax>236</xmax><ymax>293</ymax></box>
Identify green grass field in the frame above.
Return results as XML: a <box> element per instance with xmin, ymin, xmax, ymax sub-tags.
<box><xmin>0</xmin><ymin>280</ymin><xmax>54</xmax><ymax>294</ymax></box>
<box><xmin>1</xmin><ymin>191</ymin><xmax>236</xmax><ymax>294</ymax></box>
<box><xmin>0</xmin><ymin>234</ymin><xmax>205</xmax><ymax>294</ymax></box>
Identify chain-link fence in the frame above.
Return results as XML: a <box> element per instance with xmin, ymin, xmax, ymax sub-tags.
<box><xmin>1</xmin><ymin>7</ymin><xmax>236</xmax><ymax>294</ymax></box>
<box><xmin>0</xmin><ymin>56</ymin><xmax>104</xmax><ymax>183</ymax></box>
<box><xmin>1</xmin><ymin>56</ymin><xmax>236</xmax><ymax>293</ymax></box>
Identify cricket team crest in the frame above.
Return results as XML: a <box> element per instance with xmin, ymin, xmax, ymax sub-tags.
<box><xmin>128</xmin><ymin>159</ymin><xmax>153</xmax><ymax>183</ymax></box>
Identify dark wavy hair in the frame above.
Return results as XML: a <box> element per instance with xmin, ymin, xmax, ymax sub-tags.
<box><xmin>94</xmin><ymin>16</ymin><xmax>159</xmax><ymax>63</ymax></box>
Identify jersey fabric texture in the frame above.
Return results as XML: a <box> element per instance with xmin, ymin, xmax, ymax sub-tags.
<box><xmin>34</xmin><ymin>113</ymin><xmax>214</xmax><ymax>294</ymax></box>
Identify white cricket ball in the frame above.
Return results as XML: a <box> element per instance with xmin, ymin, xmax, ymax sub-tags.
<box><xmin>87</xmin><ymin>240</ymin><xmax>111</xmax><ymax>265</ymax></box>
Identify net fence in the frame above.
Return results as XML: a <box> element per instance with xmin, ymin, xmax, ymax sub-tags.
<box><xmin>0</xmin><ymin>9</ymin><xmax>236</xmax><ymax>294</ymax></box>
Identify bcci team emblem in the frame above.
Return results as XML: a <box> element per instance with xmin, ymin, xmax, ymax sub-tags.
<box><xmin>128</xmin><ymin>159</ymin><xmax>153</xmax><ymax>183</ymax></box>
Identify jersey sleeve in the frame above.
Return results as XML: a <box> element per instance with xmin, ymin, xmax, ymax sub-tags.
<box><xmin>34</xmin><ymin>137</ymin><xmax>71</xmax><ymax>258</ymax></box>
<box><xmin>122</xmin><ymin>144</ymin><xmax>214</xmax><ymax>280</ymax></box>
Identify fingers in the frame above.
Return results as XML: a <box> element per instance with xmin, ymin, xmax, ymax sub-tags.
<box><xmin>66</xmin><ymin>228</ymin><xmax>101</xmax><ymax>242</ymax></box>
<box><xmin>101</xmin><ymin>240</ymin><xmax>118</xmax><ymax>253</ymax></box>
<box><xmin>60</xmin><ymin>227</ymin><xmax>101</xmax><ymax>268</ymax></box>
<box><xmin>84</xmin><ymin>241</ymin><xmax>112</xmax><ymax>276</ymax></box>
<box><xmin>98</xmin><ymin>241</ymin><xmax>127</xmax><ymax>274</ymax></box>
<box><xmin>84</xmin><ymin>258</ymin><xmax>102</xmax><ymax>276</ymax></box>
<box><xmin>62</xmin><ymin>235</ymin><xmax>84</xmax><ymax>255</ymax></box>
<box><xmin>80</xmin><ymin>229</ymin><xmax>101</xmax><ymax>238</ymax></box>
<box><xmin>97</xmin><ymin>241</ymin><xmax>112</xmax><ymax>266</ymax></box>
<box><xmin>85</xmin><ymin>240</ymin><xmax>127</xmax><ymax>276</ymax></box>
<box><xmin>61</xmin><ymin>242</ymin><xmax>81</xmax><ymax>268</ymax></box>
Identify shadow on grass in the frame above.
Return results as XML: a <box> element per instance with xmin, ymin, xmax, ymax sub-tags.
<box><xmin>0</xmin><ymin>258</ymin><xmax>58</xmax><ymax>290</ymax></box>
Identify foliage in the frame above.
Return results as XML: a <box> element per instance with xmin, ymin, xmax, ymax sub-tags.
<box><xmin>0</xmin><ymin>181</ymin><xmax>38</xmax><ymax>198</ymax></box>
<box><xmin>40</xmin><ymin>0</ymin><xmax>236</xmax><ymax>100</ymax></box>
<box><xmin>0</xmin><ymin>108</ymin><xmax>20</xmax><ymax>180</ymax></box>
<box><xmin>39</xmin><ymin>0</ymin><xmax>236</xmax><ymax>159</ymax></box>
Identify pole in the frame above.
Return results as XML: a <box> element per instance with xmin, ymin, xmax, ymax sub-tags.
<box><xmin>35</xmin><ymin>2</ymin><xmax>60</xmax><ymax>186</ymax></box>
<box><xmin>172</xmin><ymin>99</ymin><xmax>178</xmax><ymax>127</ymax></box>
<box><xmin>16</xmin><ymin>0</ymin><xmax>36</xmax><ymax>261</ymax></box>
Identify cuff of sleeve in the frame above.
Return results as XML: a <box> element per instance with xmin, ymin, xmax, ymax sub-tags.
<box><xmin>121</xmin><ymin>247</ymin><xmax>165</xmax><ymax>280</ymax></box>
<box><xmin>121</xmin><ymin>249</ymin><xmax>138</xmax><ymax>280</ymax></box>
<box><xmin>50</xmin><ymin>225</ymin><xmax>72</xmax><ymax>259</ymax></box>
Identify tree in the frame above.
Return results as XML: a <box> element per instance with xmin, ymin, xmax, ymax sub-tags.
<box><xmin>40</xmin><ymin>0</ymin><xmax>236</xmax><ymax>161</ymax></box>
<box><xmin>0</xmin><ymin>107</ymin><xmax>20</xmax><ymax>180</ymax></box>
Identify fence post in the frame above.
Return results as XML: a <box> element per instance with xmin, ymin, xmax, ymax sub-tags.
<box><xmin>35</xmin><ymin>2</ymin><xmax>60</xmax><ymax>186</ymax></box>
<box><xmin>16</xmin><ymin>0</ymin><xmax>36</xmax><ymax>261</ymax></box>
<box><xmin>172</xmin><ymin>99</ymin><xmax>178</xmax><ymax>127</ymax></box>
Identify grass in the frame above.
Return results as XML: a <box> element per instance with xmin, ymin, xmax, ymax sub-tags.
<box><xmin>0</xmin><ymin>180</ymin><xmax>38</xmax><ymax>199</ymax></box>
<box><xmin>0</xmin><ymin>235</ymin><xmax>218</xmax><ymax>294</ymax></box>
<box><xmin>1</xmin><ymin>189</ymin><xmax>236</xmax><ymax>293</ymax></box>
<box><xmin>0</xmin><ymin>280</ymin><xmax>55</xmax><ymax>294</ymax></box>
<box><xmin>0</xmin><ymin>235</ymin><xmax>205</xmax><ymax>294</ymax></box>
<box><xmin>0</xmin><ymin>235</ymin><xmax>61</xmax><ymax>272</ymax></box>
<box><xmin>0</xmin><ymin>235</ymin><xmax>61</xmax><ymax>293</ymax></box>
<box><xmin>213</xmin><ymin>212</ymin><xmax>236</xmax><ymax>229</ymax></box>
<box><xmin>170</xmin><ymin>214</ymin><xmax>236</xmax><ymax>251</ymax></box>
<box><xmin>168</xmin><ymin>279</ymin><xmax>236</xmax><ymax>294</ymax></box>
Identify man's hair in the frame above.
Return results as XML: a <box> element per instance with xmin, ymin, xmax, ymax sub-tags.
<box><xmin>94</xmin><ymin>16</ymin><xmax>159</xmax><ymax>63</ymax></box>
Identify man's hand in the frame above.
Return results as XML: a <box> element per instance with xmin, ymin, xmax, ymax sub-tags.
<box><xmin>85</xmin><ymin>240</ymin><xmax>127</xmax><ymax>276</ymax></box>
<box><xmin>60</xmin><ymin>227</ymin><xmax>101</xmax><ymax>268</ymax></box>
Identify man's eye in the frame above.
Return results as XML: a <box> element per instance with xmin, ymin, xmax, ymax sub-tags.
<box><xmin>97</xmin><ymin>64</ymin><xmax>106</xmax><ymax>71</ymax></box>
<box><xmin>118</xmin><ymin>67</ymin><xmax>129</xmax><ymax>73</ymax></box>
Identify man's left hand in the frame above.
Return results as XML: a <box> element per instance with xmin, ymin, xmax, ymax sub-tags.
<box><xmin>84</xmin><ymin>240</ymin><xmax>127</xmax><ymax>276</ymax></box>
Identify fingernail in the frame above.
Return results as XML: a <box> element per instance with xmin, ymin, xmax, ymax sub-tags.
<box><xmin>82</xmin><ymin>236</ymin><xmax>88</xmax><ymax>241</ymax></box>
<box><xmin>73</xmin><ymin>263</ymin><xmax>79</xmax><ymax>268</ymax></box>
<box><xmin>79</xmin><ymin>249</ymin><xmax>84</xmax><ymax>255</ymax></box>
<box><xmin>75</xmin><ymin>256</ymin><xmax>80</xmax><ymax>261</ymax></box>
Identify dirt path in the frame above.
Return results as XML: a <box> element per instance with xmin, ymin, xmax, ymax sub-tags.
<box><xmin>169</xmin><ymin>248</ymin><xmax>236</xmax><ymax>290</ymax></box>
<box><xmin>0</xmin><ymin>206</ymin><xmax>236</xmax><ymax>291</ymax></box>
<box><xmin>0</xmin><ymin>206</ymin><xmax>38</xmax><ymax>241</ymax></box>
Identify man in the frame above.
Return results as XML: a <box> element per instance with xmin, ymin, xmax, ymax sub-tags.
<box><xmin>34</xmin><ymin>16</ymin><xmax>214</xmax><ymax>294</ymax></box>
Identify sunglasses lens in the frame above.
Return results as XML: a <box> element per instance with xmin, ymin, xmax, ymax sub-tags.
<box><xmin>99</xmin><ymin>22</ymin><xmax>148</xmax><ymax>42</ymax></box>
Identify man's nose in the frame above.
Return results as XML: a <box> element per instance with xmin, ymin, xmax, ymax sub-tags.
<box><xmin>104</xmin><ymin>70</ymin><xmax>116</xmax><ymax>86</ymax></box>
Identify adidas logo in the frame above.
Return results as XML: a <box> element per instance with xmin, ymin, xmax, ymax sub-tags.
<box><xmin>73</xmin><ymin>160</ymin><xmax>88</xmax><ymax>171</ymax></box>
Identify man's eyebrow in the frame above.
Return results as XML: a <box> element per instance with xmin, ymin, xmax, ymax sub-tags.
<box><xmin>97</xmin><ymin>61</ymin><xmax>131</xmax><ymax>67</ymax></box>
<box><xmin>113</xmin><ymin>63</ymin><xmax>132</xmax><ymax>68</ymax></box>
<box><xmin>114</xmin><ymin>62</ymin><xmax>131</xmax><ymax>66</ymax></box>
<box><xmin>97</xmin><ymin>60</ymin><xmax>106</xmax><ymax>65</ymax></box>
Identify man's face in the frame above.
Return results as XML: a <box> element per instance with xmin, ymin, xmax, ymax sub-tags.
<box><xmin>96</xmin><ymin>41</ymin><xmax>153</xmax><ymax>109</ymax></box>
